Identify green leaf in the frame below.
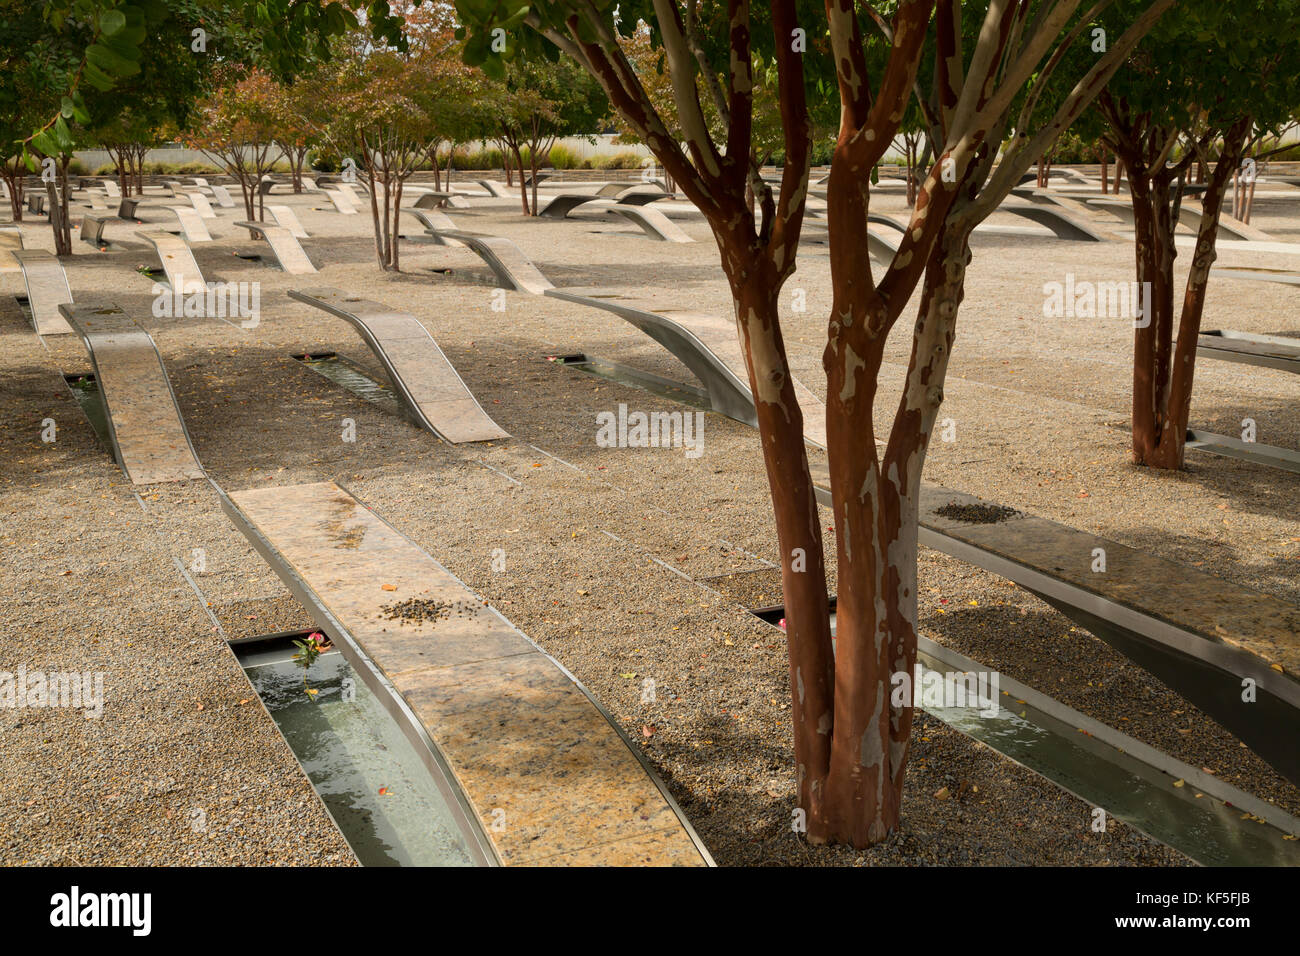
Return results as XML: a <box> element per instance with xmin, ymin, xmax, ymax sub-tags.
<box><xmin>86</xmin><ymin>42</ymin><xmax>138</xmax><ymax>77</ymax></box>
<box><xmin>100</xmin><ymin>9</ymin><xmax>125</xmax><ymax>34</ymax></box>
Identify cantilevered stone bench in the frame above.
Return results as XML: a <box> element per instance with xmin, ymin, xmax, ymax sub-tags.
<box><xmin>208</xmin><ymin>184</ymin><xmax>236</xmax><ymax>208</ymax></box>
<box><xmin>162</xmin><ymin>204</ymin><xmax>212</xmax><ymax>242</ymax></box>
<box><xmin>1197</xmin><ymin>330</ymin><xmax>1300</xmax><ymax>375</ymax></box>
<box><xmin>412</xmin><ymin>190</ymin><xmax>471</xmax><ymax>210</ymax></box>
<box><xmin>913</xmin><ymin>485</ymin><xmax>1300</xmax><ymax>786</ymax></box>
<box><xmin>604</xmin><ymin>204</ymin><xmax>694</xmax><ymax>242</ymax></box>
<box><xmin>288</xmin><ymin>287</ymin><xmax>509</xmax><ymax>443</ymax></box>
<box><xmin>398</xmin><ymin>207</ymin><xmax>463</xmax><ymax>246</ymax></box>
<box><xmin>185</xmin><ymin>191</ymin><xmax>218</xmax><ymax>219</ymax></box>
<box><xmin>476</xmin><ymin>179</ymin><xmax>512</xmax><ymax>198</ymax></box>
<box><xmin>1177</xmin><ymin>201</ymin><xmax>1275</xmax><ymax>242</ymax></box>
<box><xmin>233</xmin><ymin>221</ymin><xmax>317</xmax><ymax>274</ymax></box>
<box><xmin>221</xmin><ymin>480</ymin><xmax>712</xmax><ymax>866</ymax></box>
<box><xmin>321</xmin><ymin>186</ymin><xmax>359</xmax><ymax>214</ymax></box>
<box><xmin>267</xmin><ymin>204</ymin><xmax>309</xmax><ymax>239</ymax></box>
<box><xmin>538</xmin><ymin>192</ymin><xmax>611</xmax><ymax>219</ymax></box>
<box><xmin>537</xmin><ymin>183</ymin><xmax>644</xmax><ymax>220</ymax></box>
<box><xmin>81</xmin><ymin>189</ymin><xmax>110</xmax><ymax>212</ymax></box>
<box><xmin>1009</xmin><ymin>188</ymin><xmax>1127</xmax><ymax>241</ymax></box>
<box><xmin>546</xmin><ymin>286</ymin><xmax>828</xmax><ymax>447</ymax></box>
<box><xmin>998</xmin><ymin>203</ymin><xmax>1110</xmax><ymax>242</ymax></box>
<box><xmin>79</xmin><ymin>214</ymin><xmax>112</xmax><ymax>249</ymax></box>
<box><xmin>139</xmin><ymin>231</ymin><xmax>207</xmax><ymax>293</ymax></box>
<box><xmin>434</xmin><ymin>230</ymin><xmax>554</xmax><ymax>294</ymax></box>
<box><xmin>58</xmin><ymin>303</ymin><xmax>205</xmax><ymax>484</ymax></box>
<box><xmin>13</xmin><ymin>250</ymin><xmax>73</xmax><ymax>335</ymax></box>
<box><xmin>117</xmin><ymin>196</ymin><xmax>144</xmax><ymax>220</ymax></box>
<box><xmin>803</xmin><ymin>224</ymin><xmax>900</xmax><ymax>263</ymax></box>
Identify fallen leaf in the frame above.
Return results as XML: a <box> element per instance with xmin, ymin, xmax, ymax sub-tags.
<box><xmin>381</xmin><ymin>584</ymin><xmax>397</xmax><ymax>592</ymax></box>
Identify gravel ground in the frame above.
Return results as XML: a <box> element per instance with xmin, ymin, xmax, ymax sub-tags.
<box><xmin>2</xmin><ymin>171</ymin><xmax>1297</xmax><ymax>866</ymax></box>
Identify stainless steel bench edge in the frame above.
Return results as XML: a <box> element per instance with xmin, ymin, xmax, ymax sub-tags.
<box><xmin>544</xmin><ymin>287</ymin><xmax>758</xmax><ymax>426</ymax></box>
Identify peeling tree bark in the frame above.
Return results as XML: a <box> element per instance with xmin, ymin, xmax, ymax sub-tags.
<box><xmin>1118</xmin><ymin>114</ymin><xmax>1250</xmax><ymax>469</ymax></box>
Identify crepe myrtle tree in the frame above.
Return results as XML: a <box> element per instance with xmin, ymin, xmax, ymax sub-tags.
<box><xmin>489</xmin><ymin>57</ymin><xmax>609</xmax><ymax>215</ymax></box>
<box><xmin>185</xmin><ymin>70</ymin><xmax>287</xmax><ymax>221</ymax></box>
<box><xmin>457</xmin><ymin>0</ymin><xmax>1172</xmax><ymax>847</ymax></box>
<box><xmin>1092</xmin><ymin>0</ymin><xmax>1300</xmax><ymax>469</ymax></box>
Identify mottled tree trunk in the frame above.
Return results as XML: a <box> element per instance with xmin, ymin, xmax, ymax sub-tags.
<box><xmin>2</xmin><ymin>166</ymin><xmax>23</xmax><ymax>222</ymax></box>
<box><xmin>821</xmin><ymin>150</ymin><xmax>970</xmax><ymax>840</ymax></box>
<box><xmin>1125</xmin><ymin>121</ymin><xmax>1247</xmax><ymax>469</ymax></box>
<box><xmin>726</xmin><ymin>254</ymin><xmax>835</xmax><ymax>841</ymax></box>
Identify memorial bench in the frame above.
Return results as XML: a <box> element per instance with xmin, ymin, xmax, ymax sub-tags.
<box><xmin>57</xmin><ymin>303</ymin><xmax>206</xmax><ymax>484</ymax></box>
<box><xmin>288</xmin><ymin>287</ymin><xmax>510</xmax><ymax>443</ymax></box>
<box><xmin>219</xmin><ymin>479</ymin><xmax>712</xmax><ymax>866</ymax></box>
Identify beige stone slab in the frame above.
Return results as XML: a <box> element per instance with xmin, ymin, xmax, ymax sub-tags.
<box><xmin>235</xmin><ymin>221</ymin><xmax>317</xmax><ymax>274</ymax></box>
<box><xmin>13</xmin><ymin>250</ymin><xmax>73</xmax><ymax>335</ymax></box>
<box><xmin>164</xmin><ymin>205</ymin><xmax>212</xmax><ymax>243</ymax></box>
<box><xmin>139</xmin><ymin>231</ymin><xmax>206</xmax><ymax>293</ymax></box>
<box><xmin>267</xmin><ymin>204</ymin><xmax>309</xmax><ymax>239</ymax></box>
<box><xmin>289</xmin><ymin>288</ymin><xmax>509</xmax><ymax>443</ymax></box>
<box><xmin>226</xmin><ymin>481</ymin><xmax>708</xmax><ymax>867</ymax></box>
<box><xmin>59</xmin><ymin>304</ymin><xmax>205</xmax><ymax>485</ymax></box>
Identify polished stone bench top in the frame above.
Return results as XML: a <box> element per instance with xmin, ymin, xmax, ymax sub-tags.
<box><xmin>289</xmin><ymin>288</ymin><xmax>509</xmax><ymax>444</ymax></box>
<box><xmin>14</xmin><ymin>249</ymin><xmax>73</xmax><ymax>335</ymax></box>
<box><xmin>923</xmin><ymin>483</ymin><xmax>1300</xmax><ymax>676</ymax></box>
<box><xmin>226</xmin><ymin>481</ymin><xmax>710</xmax><ymax>866</ymax></box>
<box><xmin>233</xmin><ymin>221</ymin><xmax>317</xmax><ymax>274</ymax></box>
<box><xmin>59</xmin><ymin>304</ymin><xmax>205</xmax><ymax>485</ymax></box>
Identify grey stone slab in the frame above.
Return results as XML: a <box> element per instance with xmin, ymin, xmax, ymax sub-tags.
<box><xmin>435</xmin><ymin>231</ymin><xmax>553</xmax><ymax>294</ymax></box>
<box><xmin>605</xmin><ymin>205</ymin><xmax>694</xmax><ymax>242</ymax></box>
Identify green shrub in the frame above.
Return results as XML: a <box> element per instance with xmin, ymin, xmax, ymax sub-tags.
<box><xmin>140</xmin><ymin>160</ymin><xmax>223</xmax><ymax>175</ymax></box>
<box><xmin>448</xmin><ymin>147</ymin><xmax>505</xmax><ymax>170</ymax></box>
<box><xmin>547</xmin><ymin>143</ymin><xmax>584</xmax><ymax>169</ymax></box>
<box><xmin>93</xmin><ymin>163</ymin><xmax>117</xmax><ymax>175</ymax></box>
<box><xmin>590</xmin><ymin>150</ymin><xmax>646</xmax><ymax>170</ymax></box>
